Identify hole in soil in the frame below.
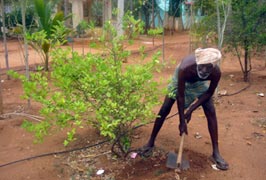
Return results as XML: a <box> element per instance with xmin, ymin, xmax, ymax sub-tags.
<box><xmin>116</xmin><ymin>148</ymin><xmax>211</xmax><ymax>180</ymax></box>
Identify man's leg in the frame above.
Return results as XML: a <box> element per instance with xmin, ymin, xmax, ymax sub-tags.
<box><xmin>202</xmin><ymin>98</ymin><xmax>229</xmax><ymax>170</ymax></box>
<box><xmin>141</xmin><ymin>96</ymin><xmax>175</xmax><ymax>152</ymax></box>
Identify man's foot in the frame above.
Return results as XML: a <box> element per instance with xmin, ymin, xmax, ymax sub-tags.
<box><xmin>209</xmin><ymin>155</ymin><xmax>229</xmax><ymax>170</ymax></box>
<box><xmin>137</xmin><ymin>145</ymin><xmax>154</xmax><ymax>157</ymax></box>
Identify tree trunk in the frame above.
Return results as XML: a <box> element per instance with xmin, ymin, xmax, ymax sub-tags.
<box><xmin>216</xmin><ymin>0</ymin><xmax>231</xmax><ymax>50</ymax></box>
<box><xmin>71</xmin><ymin>0</ymin><xmax>84</xmax><ymax>29</ymax></box>
<box><xmin>142</xmin><ymin>3</ymin><xmax>150</xmax><ymax>34</ymax></box>
<box><xmin>176</xmin><ymin>2</ymin><xmax>183</xmax><ymax>32</ymax></box>
<box><xmin>0</xmin><ymin>0</ymin><xmax>7</xmax><ymax>112</ymax></box>
<box><xmin>103</xmin><ymin>0</ymin><xmax>112</xmax><ymax>22</ymax></box>
<box><xmin>64</xmin><ymin>0</ymin><xmax>68</xmax><ymax>17</ymax></box>
<box><xmin>21</xmin><ymin>0</ymin><xmax>31</xmax><ymax>107</ymax></box>
<box><xmin>117</xmin><ymin>0</ymin><xmax>124</xmax><ymax>36</ymax></box>
<box><xmin>216</xmin><ymin>0</ymin><xmax>221</xmax><ymax>49</ymax></box>
<box><xmin>1</xmin><ymin>0</ymin><xmax>10</xmax><ymax>80</ymax></box>
<box><xmin>45</xmin><ymin>52</ymin><xmax>49</xmax><ymax>71</ymax></box>
<box><xmin>21</xmin><ymin>1</ymin><xmax>30</xmax><ymax>79</ymax></box>
<box><xmin>0</xmin><ymin>79</ymin><xmax>3</xmax><ymax>114</ymax></box>
<box><xmin>244</xmin><ymin>47</ymin><xmax>249</xmax><ymax>82</ymax></box>
<box><xmin>152</xmin><ymin>0</ymin><xmax>154</xmax><ymax>29</ymax></box>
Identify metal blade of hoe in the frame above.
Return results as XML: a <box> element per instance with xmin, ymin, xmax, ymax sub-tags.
<box><xmin>166</xmin><ymin>133</ymin><xmax>190</xmax><ymax>172</ymax></box>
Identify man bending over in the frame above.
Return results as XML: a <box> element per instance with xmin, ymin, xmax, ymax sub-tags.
<box><xmin>140</xmin><ymin>48</ymin><xmax>229</xmax><ymax>170</ymax></box>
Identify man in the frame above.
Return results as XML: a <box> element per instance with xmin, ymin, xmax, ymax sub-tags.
<box><xmin>139</xmin><ymin>48</ymin><xmax>229</xmax><ymax>170</ymax></box>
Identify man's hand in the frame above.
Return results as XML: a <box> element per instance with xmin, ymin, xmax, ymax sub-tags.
<box><xmin>179</xmin><ymin>122</ymin><xmax>188</xmax><ymax>136</ymax></box>
<box><xmin>184</xmin><ymin>110</ymin><xmax>192</xmax><ymax>123</ymax></box>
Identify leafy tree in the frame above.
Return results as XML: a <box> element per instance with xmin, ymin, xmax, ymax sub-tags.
<box><xmin>190</xmin><ymin>10</ymin><xmax>217</xmax><ymax>48</ymax></box>
<box><xmin>139</xmin><ymin>0</ymin><xmax>184</xmax><ymax>33</ymax></box>
<box><xmin>194</xmin><ymin>0</ymin><xmax>216</xmax><ymax>15</ymax></box>
<box><xmin>191</xmin><ymin>0</ymin><xmax>230</xmax><ymax>49</ymax></box>
<box><xmin>168</xmin><ymin>0</ymin><xmax>183</xmax><ymax>17</ymax></box>
<box><xmin>225</xmin><ymin>0</ymin><xmax>266</xmax><ymax>81</ymax></box>
<box><xmin>215</xmin><ymin>0</ymin><xmax>231</xmax><ymax>49</ymax></box>
<box><xmin>168</xmin><ymin>0</ymin><xmax>184</xmax><ymax>33</ymax></box>
<box><xmin>141</xmin><ymin>0</ymin><xmax>153</xmax><ymax>33</ymax></box>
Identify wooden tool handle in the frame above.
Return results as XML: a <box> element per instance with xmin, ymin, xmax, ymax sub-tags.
<box><xmin>177</xmin><ymin>132</ymin><xmax>185</xmax><ymax>165</ymax></box>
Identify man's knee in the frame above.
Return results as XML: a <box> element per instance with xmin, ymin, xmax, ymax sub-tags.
<box><xmin>202</xmin><ymin>99</ymin><xmax>216</xmax><ymax>115</ymax></box>
<box><xmin>159</xmin><ymin>105</ymin><xmax>171</xmax><ymax>117</ymax></box>
<box><xmin>159</xmin><ymin>97</ymin><xmax>175</xmax><ymax>117</ymax></box>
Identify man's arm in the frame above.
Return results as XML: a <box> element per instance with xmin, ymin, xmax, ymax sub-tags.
<box><xmin>185</xmin><ymin>70</ymin><xmax>221</xmax><ymax>120</ymax></box>
<box><xmin>177</xmin><ymin>69</ymin><xmax>187</xmax><ymax>135</ymax></box>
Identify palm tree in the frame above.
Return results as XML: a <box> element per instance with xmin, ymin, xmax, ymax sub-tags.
<box><xmin>31</xmin><ymin>0</ymin><xmax>67</xmax><ymax>71</ymax></box>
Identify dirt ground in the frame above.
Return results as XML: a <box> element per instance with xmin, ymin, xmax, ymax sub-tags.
<box><xmin>0</xmin><ymin>32</ymin><xmax>266</xmax><ymax>180</ymax></box>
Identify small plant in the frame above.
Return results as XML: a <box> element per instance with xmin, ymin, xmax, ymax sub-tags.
<box><xmin>28</xmin><ymin>0</ymin><xmax>71</xmax><ymax>71</ymax></box>
<box><xmin>27</xmin><ymin>21</ymin><xmax>71</xmax><ymax>70</ymax></box>
<box><xmin>148</xmin><ymin>28</ymin><xmax>163</xmax><ymax>46</ymax></box>
<box><xmin>76</xmin><ymin>20</ymin><xmax>89</xmax><ymax>38</ymax></box>
<box><xmin>122</xmin><ymin>11</ymin><xmax>145</xmax><ymax>39</ymax></box>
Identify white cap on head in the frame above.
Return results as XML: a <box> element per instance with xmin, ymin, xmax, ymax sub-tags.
<box><xmin>195</xmin><ymin>48</ymin><xmax>222</xmax><ymax>65</ymax></box>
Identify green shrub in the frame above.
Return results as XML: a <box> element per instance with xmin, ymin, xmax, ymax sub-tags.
<box><xmin>9</xmin><ymin>18</ymin><xmax>162</xmax><ymax>158</ymax></box>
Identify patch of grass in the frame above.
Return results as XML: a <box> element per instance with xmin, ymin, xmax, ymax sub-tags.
<box><xmin>251</xmin><ymin>117</ymin><xmax>266</xmax><ymax>129</ymax></box>
<box><xmin>154</xmin><ymin>169</ymin><xmax>166</xmax><ymax>176</ymax></box>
